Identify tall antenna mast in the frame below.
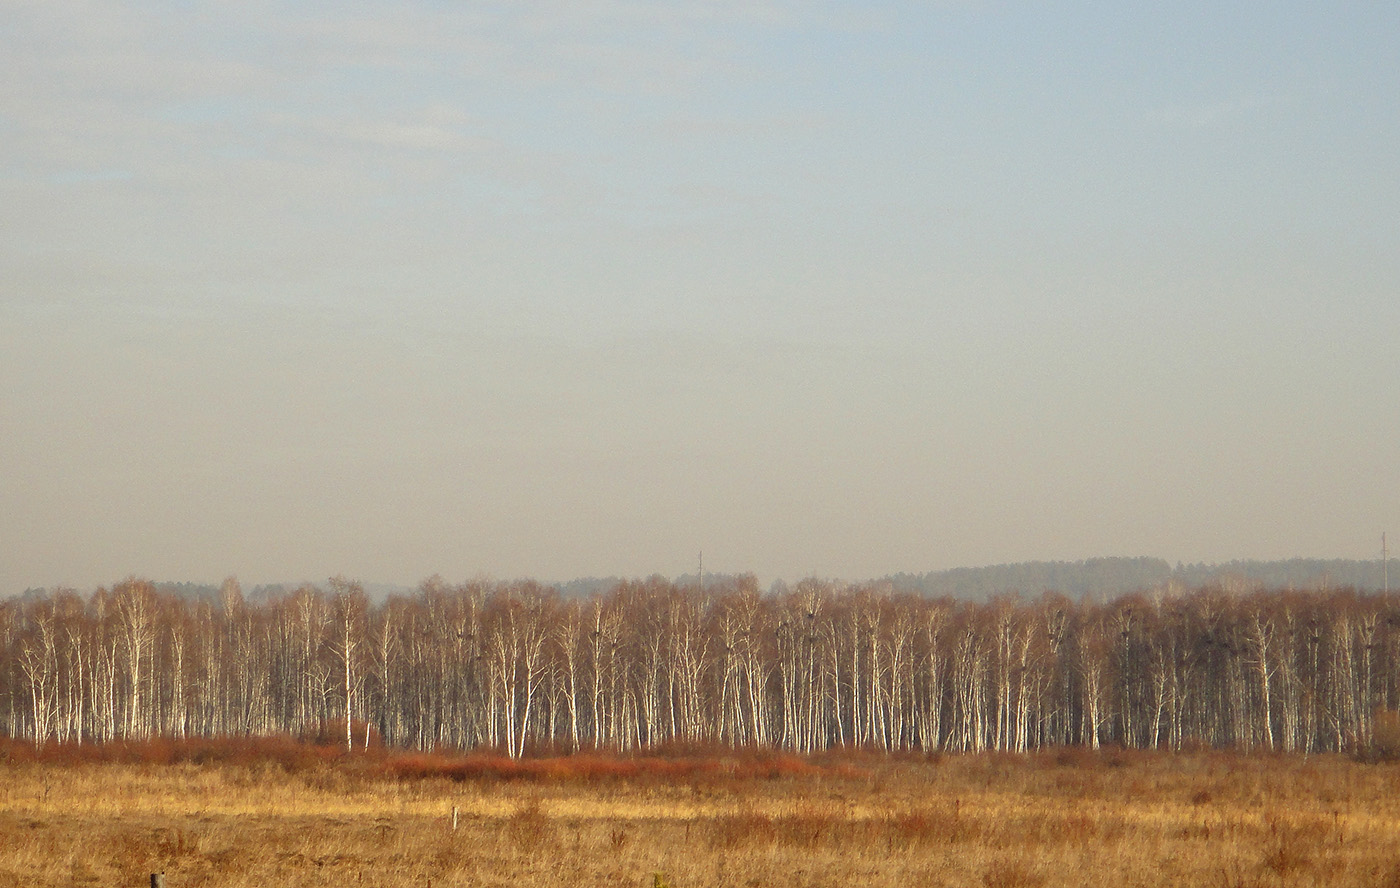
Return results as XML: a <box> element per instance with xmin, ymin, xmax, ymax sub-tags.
<box><xmin>698</xmin><ymin>551</ymin><xmax>704</xmax><ymax>592</ymax></box>
<box><xmin>1385</xmin><ymin>533</ymin><xmax>1389</xmax><ymax>594</ymax></box>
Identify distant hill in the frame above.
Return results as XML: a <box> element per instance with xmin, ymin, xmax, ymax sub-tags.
<box><xmin>881</xmin><ymin>556</ymin><xmax>1392</xmax><ymax>601</ymax></box>
<box><xmin>884</xmin><ymin>557</ymin><xmax>1173</xmax><ymax>600</ymax></box>
<box><xmin>552</xmin><ymin>576</ymin><xmax>624</xmax><ymax>598</ymax></box>
<box><xmin>1169</xmin><ymin>558</ymin><xmax>1391</xmax><ymax>593</ymax></box>
<box><xmin>10</xmin><ymin>559</ymin><xmax>1392</xmax><ymax>602</ymax></box>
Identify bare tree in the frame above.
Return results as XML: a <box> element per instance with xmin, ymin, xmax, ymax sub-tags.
<box><xmin>328</xmin><ymin>577</ymin><xmax>367</xmax><ymax>752</ymax></box>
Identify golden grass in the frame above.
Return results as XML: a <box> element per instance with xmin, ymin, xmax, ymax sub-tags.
<box><xmin>4</xmin><ymin>749</ymin><xmax>1400</xmax><ymax>887</ymax></box>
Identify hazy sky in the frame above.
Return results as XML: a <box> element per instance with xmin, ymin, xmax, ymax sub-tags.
<box><xmin>3</xmin><ymin>1</ymin><xmax>1398</xmax><ymax>593</ymax></box>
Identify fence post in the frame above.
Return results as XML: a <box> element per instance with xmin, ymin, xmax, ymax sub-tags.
<box><xmin>151</xmin><ymin>874</ymin><xmax>166</xmax><ymax>888</ymax></box>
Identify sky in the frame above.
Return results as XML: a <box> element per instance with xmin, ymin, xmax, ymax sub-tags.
<box><xmin>2</xmin><ymin>1</ymin><xmax>1398</xmax><ymax>594</ymax></box>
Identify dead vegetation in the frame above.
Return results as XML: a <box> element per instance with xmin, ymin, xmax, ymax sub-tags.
<box><xmin>3</xmin><ymin>741</ymin><xmax>1400</xmax><ymax>887</ymax></box>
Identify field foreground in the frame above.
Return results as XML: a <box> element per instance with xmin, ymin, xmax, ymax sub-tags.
<box><xmin>2</xmin><ymin>745</ymin><xmax>1400</xmax><ymax>887</ymax></box>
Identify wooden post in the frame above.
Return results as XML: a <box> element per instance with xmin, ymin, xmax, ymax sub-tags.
<box><xmin>451</xmin><ymin>805</ymin><xmax>458</xmax><ymax>831</ymax></box>
<box><xmin>151</xmin><ymin>874</ymin><xmax>165</xmax><ymax>888</ymax></box>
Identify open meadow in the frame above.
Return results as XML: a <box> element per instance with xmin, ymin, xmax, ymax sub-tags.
<box><xmin>3</xmin><ymin>743</ymin><xmax>1400</xmax><ymax>888</ymax></box>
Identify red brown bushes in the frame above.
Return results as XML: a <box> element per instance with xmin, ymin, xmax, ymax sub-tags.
<box><xmin>378</xmin><ymin>748</ymin><xmax>852</xmax><ymax>785</ymax></box>
<box><xmin>0</xmin><ymin>734</ymin><xmax>867</xmax><ymax>793</ymax></box>
<box><xmin>0</xmin><ymin>735</ymin><xmax>354</xmax><ymax>773</ymax></box>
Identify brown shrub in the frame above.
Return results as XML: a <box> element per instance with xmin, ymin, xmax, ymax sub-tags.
<box><xmin>707</xmin><ymin>812</ymin><xmax>776</xmax><ymax>850</ymax></box>
<box><xmin>1049</xmin><ymin>745</ymin><xmax>1096</xmax><ymax>769</ymax></box>
<box><xmin>608</xmin><ymin>826</ymin><xmax>630</xmax><ymax>852</ymax></box>
<box><xmin>98</xmin><ymin>830</ymin><xmax>158</xmax><ymax>884</ymax></box>
<box><xmin>982</xmin><ymin>860</ymin><xmax>1046</xmax><ymax>888</ymax></box>
<box><xmin>885</xmin><ymin>808</ymin><xmax>965</xmax><ymax>847</ymax></box>
<box><xmin>1259</xmin><ymin>813</ymin><xmax>1332</xmax><ymax>879</ymax></box>
<box><xmin>1216</xmin><ymin>861</ymin><xmax>1264</xmax><ymax>888</ymax></box>
<box><xmin>504</xmin><ymin>800</ymin><xmax>552</xmax><ymax>852</ymax></box>
<box><xmin>1261</xmin><ymin>842</ymin><xmax>1312</xmax><ymax>878</ymax></box>
<box><xmin>770</xmin><ymin>813</ymin><xmax>834</xmax><ymax>849</ymax></box>
<box><xmin>1026</xmin><ymin>812</ymin><xmax>1097</xmax><ymax>845</ymax></box>
<box><xmin>150</xmin><ymin>827</ymin><xmax>194</xmax><ymax>859</ymax></box>
<box><xmin>1376</xmin><ymin>859</ymin><xmax>1400</xmax><ymax>888</ymax></box>
<box><xmin>1360</xmin><ymin>709</ymin><xmax>1400</xmax><ymax>763</ymax></box>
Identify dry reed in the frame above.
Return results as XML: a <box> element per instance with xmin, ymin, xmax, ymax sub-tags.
<box><xmin>2</xmin><ymin>742</ymin><xmax>1400</xmax><ymax>887</ymax></box>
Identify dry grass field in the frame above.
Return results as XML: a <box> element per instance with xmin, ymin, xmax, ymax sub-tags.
<box><xmin>2</xmin><ymin>742</ymin><xmax>1400</xmax><ymax>888</ymax></box>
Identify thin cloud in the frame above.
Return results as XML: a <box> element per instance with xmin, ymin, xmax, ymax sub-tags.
<box><xmin>321</xmin><ymin>118</ymin><xmax>471</xmax><ymax>153</ymax></box>
<box><xmin>1144</xmin><ymin>91</ymin><xmax>1297</xmax><ymax>130</ymax></box>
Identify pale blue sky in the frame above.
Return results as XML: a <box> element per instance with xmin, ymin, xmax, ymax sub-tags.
<box><xmin>3</xmin><ymin>1</ymin><xmax>1397</xmax><ymax>592</ymax></box>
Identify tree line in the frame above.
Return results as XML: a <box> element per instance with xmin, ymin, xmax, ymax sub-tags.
<box><xmin>3</xmin><ymin>575</ymin><xmax>1398</xmax><ymax>757</ymax></box>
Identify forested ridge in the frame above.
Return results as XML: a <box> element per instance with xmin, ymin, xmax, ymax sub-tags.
<box><xmin>885</xmin><ymin>556</ymin><xmax>1390</xmax><ymax>600</ymax></box>
<box><xmin>22</xmin><ymin>556</ymin><xmax>1384</xmax><ymax>606</ymax></box>
<box><xmin>5</xmin><ymin>575</ymin><xmax>1399</xmax><ymax>757</ymax></box>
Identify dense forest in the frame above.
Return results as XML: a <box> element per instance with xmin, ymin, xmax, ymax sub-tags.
<box><xmin>3</xmin><ymin>575</ymin><xmax>1398</xmax><ymax>757</ymax></box>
